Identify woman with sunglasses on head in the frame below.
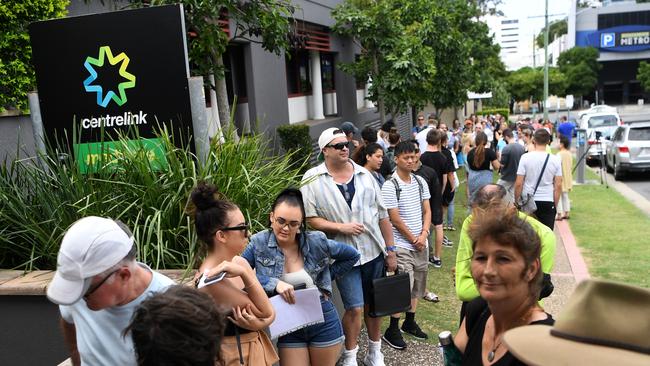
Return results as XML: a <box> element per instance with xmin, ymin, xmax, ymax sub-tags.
<box><xmin>188</xmin><ymin>182</ymin><xmax>278</xmax><ymax>366</ymax></box>
<box><xmin>242</xmin><ymin>188</ymin><xmax>360</xmax><ymax>366</ymax></box>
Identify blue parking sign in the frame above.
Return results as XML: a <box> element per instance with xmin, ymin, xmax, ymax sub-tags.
<box><xmin>601</xmin><ymin>33</ymin><xmax>615</xmax><ymax>48</ymax></box>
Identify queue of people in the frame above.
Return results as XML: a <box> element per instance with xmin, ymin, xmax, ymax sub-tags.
<box><xmin>44</xmin><ymin>115</ymin><xmax>648</xmax><ymax>366</ymax></box>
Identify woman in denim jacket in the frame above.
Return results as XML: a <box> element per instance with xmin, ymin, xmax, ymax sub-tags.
<box><xmin>242</xmin><ymin>188</ymin><xmax>360</xmax><ymax>366</ymax></box>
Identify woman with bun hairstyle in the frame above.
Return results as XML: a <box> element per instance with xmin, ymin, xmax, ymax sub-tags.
<box><xmin>466</xmin><ymin>131</ymin><xmax>500</xmax><ymax>202</ymax></box>
<box><xmin>242</xmin><ymin>188</ymin><xmax>360</xmax><ymax>366</ymax></box>
<box><xmin>188</xmin><ymin>182</ymin><xmax>278</xmax><ymax>366</ymax></box>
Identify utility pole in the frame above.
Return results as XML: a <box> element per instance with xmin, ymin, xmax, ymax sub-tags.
<box><xmin>533</xmin><ymin>34</ymin><xmax>536</xmax><ymax>68</ymax></box>
<box><xmin>543</xmin><ymin>0</ymin><xmax>549</xmax><ymax>122</ymax></box>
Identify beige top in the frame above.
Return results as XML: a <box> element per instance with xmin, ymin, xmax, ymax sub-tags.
<box><xmin>557</xmin><ymin>150</ymin><xmax>573</xmax><ymax>192</ymax></box>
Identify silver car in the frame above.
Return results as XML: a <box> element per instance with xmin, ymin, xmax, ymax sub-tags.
<box><xmin>579</xmin><ymin>112</ymin><xmax>621</xmax><ymax>163</ymax></box>
<box><xmin>605</xmin><ymin>122</ymin><xmax>650</xmax><ymax>180</ymax></box>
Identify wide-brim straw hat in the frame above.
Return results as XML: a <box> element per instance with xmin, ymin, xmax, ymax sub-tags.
<box><xmin>504</xmin><ymin>279</ymin><xmax>650</xmax><ymax>366</ymax></box>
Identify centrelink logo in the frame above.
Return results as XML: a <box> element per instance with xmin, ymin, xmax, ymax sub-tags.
<box><xmin>83</xmin><ymin>46</ymin><xmax>136</xmax><ymax>107</ymax></box>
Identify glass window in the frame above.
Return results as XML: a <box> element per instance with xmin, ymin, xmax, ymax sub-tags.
<box><xmin>628</xmin><ymin>127</ymin><xmax>650</xmax><ymax>141</ymax></box>
<box><xmin>588</xmin><ymin>115</ymin><xmax>618</xmax><ymax>128</ymax></box>
<box><xmin>223</xmin><ymin>44</ymin><xmax>247</xmax><ymax>104</ymax></box>
<box><xmin>321</xmin><ymin>53</ymin><xmax>335</xmax><ymax>92</ymax></box>
<box><xmin>286</xmin><ymin>50</ymin><xmax>311</xmax><ymax>95</ymax></box>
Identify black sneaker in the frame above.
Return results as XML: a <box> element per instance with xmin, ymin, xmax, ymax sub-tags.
<box><xmin>442</xmin><ymin>237</ymin><xmax>453</xmax><ymax>248</ymax></box>
<box><xmin>382</xmin><ymin>326</ymin><xmax>407</xmax><ymax>350</ymax></box>
<box><xmin>429</xmin><ymin>257</ymin><xmax>442</xmax><ymax>268</ymax></box>
<box><xmin>401</xmin><ymin>321</ymin><xmax>429</xmax><ymax>340</ymax></box>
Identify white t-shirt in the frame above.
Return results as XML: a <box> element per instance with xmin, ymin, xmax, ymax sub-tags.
<box><xmin>517</xmin><ymin>151</ymin><xmax>562</xmax><ymax>202</ymax></box>
<box><xmin>381</xmin><ymin>174</ymin><xmax>431</xmax><ymax>251</ymax></box>
<box><xmin>60</xmin><ymin>263</ymin><xmax>174</xmax><ymax>366</ymax></box>
<box><xmin>416</xmin><ymin>126</ymin><xmax>434</xmax><ymax>153</ymax></box>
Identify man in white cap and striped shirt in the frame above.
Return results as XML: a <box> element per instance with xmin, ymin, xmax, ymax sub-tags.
<box><xmin>47</xmin><ymin>217</ymin><xmax>174</xmax><ymax>366</ymax></box>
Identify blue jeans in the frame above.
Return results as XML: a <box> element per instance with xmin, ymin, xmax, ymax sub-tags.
<box><xmin>446</xmin><ymin>194</ymin><xmax>455</xmax><ymax>226</ymax></box>
<box><xmin>277</xmin><ymin>298</ymin><xmax>344</xmax><ymax>348</ymax></box>
<box><xmin>336</xmin><ymin>254</ymin><xmax>385</xmax><ymax>310</ymax></box>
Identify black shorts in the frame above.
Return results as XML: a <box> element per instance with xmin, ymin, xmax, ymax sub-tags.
<box><xmin>430</xmin><ymin>195</ymin><xmax>443</xmax><ymax>226</ymax></box>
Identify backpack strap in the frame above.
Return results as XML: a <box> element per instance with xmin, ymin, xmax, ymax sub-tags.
<box><xmin>390</xmin><ymin>177</ymin><xmax>401</xmax><ymax>202</ymax></box>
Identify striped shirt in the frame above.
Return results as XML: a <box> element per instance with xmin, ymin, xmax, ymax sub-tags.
<box><xmin>301</xmin><ymin>160</ymin><xmax>389</xmax><ymax>265</ymax></box>
<box><xmin>381</xmin><ymin>174</ymin><xmax>430</xmax><ymax>251</ymax></box>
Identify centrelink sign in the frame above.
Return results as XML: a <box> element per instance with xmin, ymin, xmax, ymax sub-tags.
<box><xmin>29</xmin><ymin>5</ymin><xmax>193</xmax><ymax>172</ymax></box>
<box><xmin>587</xmin><ymin>25</ymin><xmax>650</xmax><ymax>52</ymax></box>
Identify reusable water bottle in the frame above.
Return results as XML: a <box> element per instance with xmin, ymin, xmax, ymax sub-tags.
<box><xmin>438</xmin><ymin>330</ymin><xmax>463</xmax><ymax>366</ymax></box>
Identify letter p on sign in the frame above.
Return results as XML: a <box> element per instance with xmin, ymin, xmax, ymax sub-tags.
<box><xmin>601</xmin><ymin>33</ymin><xmax>615</xmax><ymax>48</ymax></box>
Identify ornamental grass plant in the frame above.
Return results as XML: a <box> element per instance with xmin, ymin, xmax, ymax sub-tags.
<box><xmin>0</xmin><ymin>128</ymin><xmax>305</xmax><ymax>271</ymax></box>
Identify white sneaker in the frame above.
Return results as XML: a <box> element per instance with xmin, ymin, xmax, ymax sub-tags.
<box><xmin>340</xmin><ymin>347</ymin><xmax>359</xmax><ymax>366</ymax></box>
<box><xmin>363</xmin><ymin>350</ymin><xmax>385</xmax><ymax>366</ymax></box>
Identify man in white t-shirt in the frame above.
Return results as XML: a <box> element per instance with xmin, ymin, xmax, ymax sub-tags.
<box><xmin>381</xmin><ymin>141</ymin><xmax>431</xmax><ymax>350</ymax></box>
<box><xmin>514</xmin><ymin>129</ymin><xmax>562</xmax><ymax>230</ymax></box>
<box><xmin>47</xmin><ymin>217</ymin><xmax>174</xmax><ymax>366</ymax></box>
<box><xmin>415</xmin><ymin>118</ymin><xmax>436</xmax><ymax>153</ymax></box>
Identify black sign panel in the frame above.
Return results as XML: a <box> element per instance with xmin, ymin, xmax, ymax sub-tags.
<box><xmin>29</xmin><ymin>5</ymin><xmax>193</xmax><ymax>147</ymax></box>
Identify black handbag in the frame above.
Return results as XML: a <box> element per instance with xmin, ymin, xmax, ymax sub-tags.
<box><xmin>368</xmin><ymin>270</ymin><xmax>412</xmax><ymax>318</ymax></box>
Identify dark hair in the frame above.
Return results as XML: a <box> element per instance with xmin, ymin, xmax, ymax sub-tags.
<box><xmin>381</xmin><ymin>121</ymin><xmax>395</xmax><ymax>132</ymax></box>
<box><xmin>388</xmin><ymin>130</ymin><xmax>401</xmax><ymax>145</ymax></box>
<box><xmin>440</xmin><ymin>130</ymin><xmax>448</xmax><ymax>144</ymax></box>
<box><xmin>394</xmin><ymin>140</ymin><xmax>416</xmax><ymax>157</ymax></box>
<box><xmin>502</xmin><ymin>128</ymin><xmax>513</xmax><ymax>139</ymax></box>
<box><xmin>361</xmin><ymin>126</ymin><xmax>378</xmax><ymax>144</ymax></box>
<box><xmin>472</xmin><ymin>131</ymin><xmax>488</xmax><ymax>169</ymax></box>
<box><xmin>559</xmin><ymin>134</ymin><xmax>570</xmax><ymax>149</ymax></box>
<box><xmin>356</xmin><ymin>142</ymin><xmax>383</xmax><ymax>167</ymax></box>
<box><xmin>533</xmin><ymin>129</ymin><xmax>551</xmax><ymax>145</ymax></box>
<box><xmin>469</xmin><ymin>206</ymin><xmax>543</xmax><ymax>304</ymax></box>
<box><xmin>270</xmin><ymin>188</ymin><xmax>307</xmax><ymax>233</ymax></box>
<box><xmin>126</xmin><ymin>285</ymin><xmax>226</xmax><ymax>366</ymax></box>
<box><xmin>426</xmin><ymin>128</ymin><xmax>441</xmax><ymax>146</ymax></box>
<box><xmin>188</xmin><ymin>182</ymin><xmax>238</xmax><ymax>250</ymax></box>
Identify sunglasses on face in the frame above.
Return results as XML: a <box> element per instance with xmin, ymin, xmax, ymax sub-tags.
<box><xmin>274</xmin><ymin>217</ymin><xmax>301</xmax><ymax>229</ymax></box>
<box><xmin>326</xmin><ymin>142</ymin><xmax>348</xmax><ymax>150</ymax></box>
<box><xmin>84</xmin><ymin>269</ymin><xmax>119</xmax><ymax>299</ymax></box>
<box><xmin>219</xmin><ymin>224</ymin><xmax>250</xmax><ymax>238</ymax></box>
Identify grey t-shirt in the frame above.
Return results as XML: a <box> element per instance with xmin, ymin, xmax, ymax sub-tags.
<box><xmin>500</xmin><ymin>142</ymin><xmax>525</xmax><ymax>182</ymax></box>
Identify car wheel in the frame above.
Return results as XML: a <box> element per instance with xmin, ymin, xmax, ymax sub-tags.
<box><xmin>613</xmin><ymin>159</ymin><xmax>625</xmax><ymax>181</ymax></box>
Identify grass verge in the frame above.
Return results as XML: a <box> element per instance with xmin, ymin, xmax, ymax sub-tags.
<box><xmin>570</xmin><ymin>169</ymin><xmax>650</xmax><ymax>288</ymax></box>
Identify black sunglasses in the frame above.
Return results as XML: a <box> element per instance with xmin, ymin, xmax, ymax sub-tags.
<box><xmin>326</xmin><ymin>142</ymin><xmax>348</xmax><ymax>150</ymax></box>
<box><xmin>220</xmin><ymin>224</ymin><xmax>250</xmax><ymax>232</ymax></box>
<box><xmin>84</xmin><ymin>269</ymin><xmax>119</xmax><ymax>299</ymax></box>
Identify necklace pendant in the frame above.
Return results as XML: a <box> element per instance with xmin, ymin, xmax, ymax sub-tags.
<box><xmin>487</xmin><ymin>350</ymin><xmax>495</xmax><ymax>362</ymax></box>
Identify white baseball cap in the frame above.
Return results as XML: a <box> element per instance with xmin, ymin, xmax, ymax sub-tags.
<box><xmin>318</xmin><ymin>126</ymin><xmax>347</xmax><ymax>153</ymax></box>
<box><xmin>47</xmin><ymin>216</ymin><xmax>134</xmax><ymax>305</ymax></box>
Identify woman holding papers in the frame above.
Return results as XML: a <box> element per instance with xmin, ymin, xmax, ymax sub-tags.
<box><xmin>242</xmin><ymin>188</ymin><xmax>360</xmax><ymax>366</ymax></box>
<box><xmin>189</xmin><ymin>182</ymin><xmax>279</xmax><ymax>366</ymax></box>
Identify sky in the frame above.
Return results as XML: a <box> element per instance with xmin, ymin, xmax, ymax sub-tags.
<box><xmin>492</xmin><ymin>0</ymin><xmax>572</xmax><ymax>69</ymax></box>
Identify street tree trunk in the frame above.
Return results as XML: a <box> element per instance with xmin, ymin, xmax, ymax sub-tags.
<box><xmin>373</xmin><ymin>53</ymin><xmax>386</xmax><ymax>123</ymax></box>
<box><xmin>213</xmin><ymin>54</ymin><xmax>238</xmax><ymax>142</ymax></box>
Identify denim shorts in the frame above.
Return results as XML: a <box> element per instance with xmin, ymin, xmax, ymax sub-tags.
<box><xmin>336</xmin><ymin>254</ymin><xmax>385</xmax><ymax>310</ymax></box>
<box><xmin>277</xmin><ymin>298</ymin><xmax>344</xmax><ymax>348</ymax></box>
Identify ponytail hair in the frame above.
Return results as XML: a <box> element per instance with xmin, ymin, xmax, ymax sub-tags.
<box><xmin>270</xmin><ymin>188</ymin><xmax>307</xmax><ymax>233</ymax></box>
<box><xmin>187</xmin><ymin>182</ymin><xmax>237</xmax><ymax>250</ymax></box>
<box><xmin>473</xmin><ymin>131</ymin><xmax>488</xmax><ymax>169</ymax></box>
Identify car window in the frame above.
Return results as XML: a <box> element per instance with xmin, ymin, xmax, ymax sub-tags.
<box><xmin>628</xmin><ymin>127</ymin><xmax>650</xmax><ymax>141</ymax></box>
<box><xmin>612</xmin><ymin>128</ymin><xmax>623</xmax><ymax>141</ymax></box>
<box><xmin>588</xmin><ymin>115</ymin><xmax>618</xmax><ymax>128</ymax></box>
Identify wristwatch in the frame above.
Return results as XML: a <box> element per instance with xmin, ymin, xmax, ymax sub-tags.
<box><xmin>386</xmin><ymin>245</ymin><xmax>397</xmax><ymax>252</ymax></box>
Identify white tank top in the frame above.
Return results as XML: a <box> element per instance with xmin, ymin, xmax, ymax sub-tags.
<box><xmin>281</xmin><ymin>268</ymin><xmax>315</xmax><ymax>289</ymax></box>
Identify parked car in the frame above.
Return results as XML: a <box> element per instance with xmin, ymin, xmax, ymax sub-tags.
<box><xmin>605</xmin><ymin>122</ymin><xmax>650</xmax><ymax>180</ymax></box>
<box><xmin>578</xmin><ymin>105</ymin><xmax>621</xmax><ymax>164</ymax></box>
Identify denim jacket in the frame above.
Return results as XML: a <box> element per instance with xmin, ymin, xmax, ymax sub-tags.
<box><xmin>241</xmin><ymin>229</ymin><xmax>360</xmax><ymax>296</ymax></box>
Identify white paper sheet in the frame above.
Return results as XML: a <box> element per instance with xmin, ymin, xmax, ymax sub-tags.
<box><xmin>268</xmin><ymin>287</ymin><xmax>325</xmax><ymax>339</ymax></box>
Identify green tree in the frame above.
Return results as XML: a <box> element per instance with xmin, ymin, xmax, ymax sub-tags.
<box><xmin>557</xmin><ymin>46</ymin><xmax>600</xmax><ymax>97</ymax></box>
<box><xmin>0</xmin><ymin>0</ymin><xmax>69</xmax><ymax>112</ymax></box>
<box><xmin>536</xmin><ymin>19</ymin><xmax>567</xmax><ymax>49</ymax></box>
<box><xmin>483</xmin><ymin>79</ymin><xmax>510</xmax><ymax>108</ymax></box>
<box><xmin>507</xmin><ymin>66</ymin><xmax>565</xmax><ymax>102</ymax></box>
<box><xmin>332</xmin><ymin>0</ymin><xmax>436</xmax><ymax>120</ymax></box>
<box><xmin>636</xmin><ymin>61</ymin><xmax>650</xmax><ymax>92</ymax></box>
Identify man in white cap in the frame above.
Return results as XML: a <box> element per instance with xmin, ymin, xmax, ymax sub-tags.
<box><xmin>301</xmin><ymin>127</ymin><xmax>396</xmax><ymax>366</ymax></box>
<box><xmin>47</xmin><ymin>217</ymin><xmax>174</xmax><ymax>366</ymax></box>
